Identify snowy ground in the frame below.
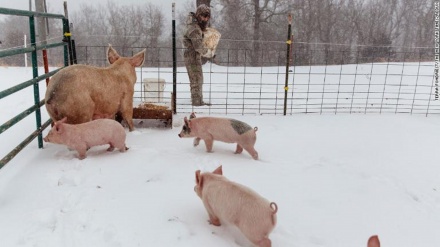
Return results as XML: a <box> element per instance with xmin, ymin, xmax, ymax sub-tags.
<box><xmin>1</xmin><ymin>66</ymin><xmax>440</xmax><ymax>247</ymax></box>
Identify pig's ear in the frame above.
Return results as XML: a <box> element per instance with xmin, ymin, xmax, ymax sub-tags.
<box><xmin>367</xmin><ymin>235</ymin><xmax>380</xmax><ymax>247</ymax></box>
<box><xmin>213</xmin><ymin>165</ymin><xmax>223</xmax><ymax>175</ymax></box>
<box><xmin>60</xmin><ymin>117</ymin><xmax>68</xmax><ymax>123</ymax></box>
<box><xmin>107</xmin><ymin>45</ymin><xmax>120</xmax><ymax>64</ymax></box>
<box><xmin>184</xmin><ymin>117</ymin><xmax>189</xmax><ymax>126</ymax></box>
<box><xmin>195</xmin><ymin>170</ymin><xmax>201</xmax><ymax>183</ymax></box>
<box><xmin>190</xmin><ymin>112</ymin><xmax>196</xmax><ymax>119</ymax></box>
<box><xmin>55</xmin><ymin>122</ymin><xmax>64</xmax><ymax>133</ymax></box>
<box><xmin>129</xmin><ymin>49</ymin><xmax>146</xmax><ymax>67</ymax></box>
<box><xmin>195</xmin><ymin>170</ymin><xmax>203</xmax><ymax>187</ymax></box>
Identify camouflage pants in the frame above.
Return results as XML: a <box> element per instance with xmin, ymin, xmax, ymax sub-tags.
<box><xmin>184</xmin><ymin>49</ymin><xmax>204</xmax><ymax>106</ymax></box>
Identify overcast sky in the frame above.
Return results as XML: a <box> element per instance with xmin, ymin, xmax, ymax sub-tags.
<box><xmin>0</xmin><ymin>0</ymin><xmax>187</xmax><ymax>20</ymax></box>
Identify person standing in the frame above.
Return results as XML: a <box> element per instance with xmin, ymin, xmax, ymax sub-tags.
<box><xmin>183</xmin><ymin>4</ymin><xmax>212</xmax><ymax>106</ymax></box>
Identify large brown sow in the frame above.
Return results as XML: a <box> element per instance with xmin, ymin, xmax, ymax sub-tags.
<box><xmin>45</xmin><ymin>45</ymin><xmax>145</xmax><ymax>131</ymax></box>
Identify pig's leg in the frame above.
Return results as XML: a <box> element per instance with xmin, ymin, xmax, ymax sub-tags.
<box><xmin>107</xmin><ymin>143</ymin><xmax>115</xmax><ymax>152</ymax></box>
<box><xmin>120</xmin><ymin>99</ymin><xmax>134</xmax><ymax>131</ymax></box>
<box><xmin>254</xmin><ymin>238</ymin><xmax>271</xmax><ymax>247</ymax></box>
<box><xmin>234</xmin><ymin>144</ymin><xmax>243</xmax><ymax>154</ymax></box>
<box><xmin>203</xmin><ymin>201</ymin><xmax>221</xmax><ymax>226</ymax></box>
<box><xmin>116</xmin><ymin>143</ymin><xmax>128</xmax><ymax>152</ymax></box>
<box><xmin>243</xmin><ymin>145</ymin><xmax>259</xmax><ymax>160</ymax></box>
<box><xmin>193</xmin><ymin>137</ymin><xmax>201</xmax><ymax>147</ymax></box>
<box><xmin>77</xmin><ymin>148</ymin><xmax>87</xmax><ymax>160</ymax></box>
<box><xmin>208</xmin><ymin>214</ymin><xmax>221</xmax><ymax>226</ymax></box>
<box><xmin>203</xmin><ymin>137</ymin><xmax>214</xmax><ymax>152</ymax></box>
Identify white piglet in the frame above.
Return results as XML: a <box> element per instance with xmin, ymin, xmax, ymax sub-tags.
<box><xmin>194</xmin><ymin>165</ymin><xmax>278</xmax><ymax>247</ymax></box>
<box><xmin>43</xmin><ymin>117</ymin><xmax>128</xmax><ymax>159</ymax></box>
<box><xmin>178</xmin><ymin>113</ymin><xmax>259</xmax><ymax>160</ymax></box>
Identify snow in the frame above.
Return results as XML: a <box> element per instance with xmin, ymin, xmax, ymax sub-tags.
<box><xmin>0</xmin><ymin>66</ymin><xmax>440</xmax><ymax>247</ymax></box>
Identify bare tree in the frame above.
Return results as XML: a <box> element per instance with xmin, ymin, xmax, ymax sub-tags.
<box><xmin>0</xmin><ymin>16</ymin><xmax>30</xmax><ymax>66</ymax></box>
<box><xmin>70</xmin><ymin>1</ymin><xmax>165</xmax><ymax>66</ymax></box>
<box><xmin>248</xmin><ymin>0</ymin><xmax>291</xmax><ymax>66</ymax></box>
<box><xmin>215</xmin><ymin>0</ymin><xmax>251</xmax><ymax>65</ymax></box>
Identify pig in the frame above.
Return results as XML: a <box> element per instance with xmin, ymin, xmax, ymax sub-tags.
<box><xmin>43</xmin><ymin>117</ymin><xmax>128</xmax><ymax>160</ymax></box>
<box><xmin>194</xmin><ymin>165</ymin><xmax>278</xmax><ymax>247</ymax></box>
<box><xmin>368</xmin><ymin>235</ymin><xmax>380</xmax><ymax>247</ymax></box>
<box><xmin>178</xmin><ymin>113</ymin><xmax>259</xmax><ymax>160</ymax></box>
<box><xmin>45</xmin><ymin>45</ymin><xmax>146</xmax><ymax>132</ymax></box>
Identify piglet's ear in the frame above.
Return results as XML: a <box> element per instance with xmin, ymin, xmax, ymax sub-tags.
<box><xmin>190</xmin><ymin>112</ymin><xmax>196</xmax><ymax>119</ymax></box>
<box><xmin>195</xmin><ymin>170</ymin><xmax>201</xmax><ymax>183</ymax></box>
<box><xmin>195</xmin><ymin>170</ymin><xmax>203</xmax><ymax>188</ymax></box>
<box><xmin>367</xmin><ymin>235</ymin><xmax>380</xmax><ymax>247</ymax></box>
<box><xmin>60</xmin><ymin>117</ymin><xmax>68</xmax><ymax>123</ymax></box>
<box><xmin>184</xmin><ymin>117</ymin><xmax>189</xmax><ymax>126</ymax></box>
<box><xmin>213</xmin><ymin>165</ymin><xmax>223</xmax><ymax>175</ymax></box>
<box><xmin>55</xmin><ymin>123</ymin><xmax>64</xmax><ymax>133</ymax></box>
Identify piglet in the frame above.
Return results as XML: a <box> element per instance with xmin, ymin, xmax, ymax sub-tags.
<box><xmin>194</xmin><ymin>166</ymin><xmax>277</xmax><ymax>247</ymax></box>
<box><xmin>43</xmin><ymin>117</ymin><xmax>128</xmax><ymax>159</ymax></box>
<box><xmin>178</xmin><ymin>113</ymin><xmax>259</xmax><ymax>160</ymax></box>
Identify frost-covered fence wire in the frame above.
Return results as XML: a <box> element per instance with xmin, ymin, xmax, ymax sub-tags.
<box><xmin>74</xmin><ymin>42</ymin><xmax>439</xmax><ymax>116</ymax></box>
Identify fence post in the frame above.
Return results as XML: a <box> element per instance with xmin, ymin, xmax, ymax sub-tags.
<box><xmin>29</xmin><ymin>15</ymin><xmax>44</xmax><ymax>148</ymax></box>
<box><xmin>172</xmin><ymin>3</ymin><xmax>177</xmax><ymax>114</ymax></box>
<box><xmin>283</xmin><ymin>14</ymin><xmax>292</xmax><ymax>116</ymax></box>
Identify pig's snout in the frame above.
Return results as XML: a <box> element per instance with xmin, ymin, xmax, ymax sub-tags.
<box><xmin>43</xmin><ymin>136</ymin><xmax>49</xmax><ymax>142</ymax></box>
<box><xmin>178</xmin><ymin>133</ymin><xmax>182</xmax><ymax>138</ymax></box>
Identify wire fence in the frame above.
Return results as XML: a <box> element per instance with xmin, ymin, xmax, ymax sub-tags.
<box><xmin>73</xmin><ymin>42</ymin><xmax>438</xmax><ymax>116</ymax></box>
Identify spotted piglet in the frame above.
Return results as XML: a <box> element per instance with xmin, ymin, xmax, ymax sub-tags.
<box><xmin>194</xmin><ymin>166</ymin><xmax>278</xmax><ymax>247</ymax></box>
<box><xmin>178</xmin><ymin>113</ymin><xmax>259</xmax><ymax>160</ymax></box>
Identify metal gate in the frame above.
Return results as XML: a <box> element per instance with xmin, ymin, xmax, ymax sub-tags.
<box><xmin>0</xmin><ymin>7</ymin><xmax>73</xmax><ymax>168</ymax></box>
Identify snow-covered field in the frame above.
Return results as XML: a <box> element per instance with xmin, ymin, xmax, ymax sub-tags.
<box><xmin>0</xmin><ymin>65</ymin><xmax>440</xmax><ymax>247</ymax></box>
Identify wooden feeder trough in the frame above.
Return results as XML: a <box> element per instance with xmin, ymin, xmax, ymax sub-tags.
<box><xmin>132</xmin><ymin>101</ymin><xmax>173</xmax><ymax>128</ymax></box>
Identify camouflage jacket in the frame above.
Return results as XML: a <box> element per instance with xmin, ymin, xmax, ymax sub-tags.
<box><xmin>183</xmin><ymin>13</ymin><xmax>210</xmax><ymax>57</ymax></box>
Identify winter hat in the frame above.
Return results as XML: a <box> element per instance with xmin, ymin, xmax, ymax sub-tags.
<box><xmin>195</xmin><ymin>4</ymin><xmax>210</xmax><ymax>17</ymax></box>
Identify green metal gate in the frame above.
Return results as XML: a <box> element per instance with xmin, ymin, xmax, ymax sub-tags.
<box><xmin>0</xmin><ymin>7</ymin><xmax>73</xmax><ymax>168</ymax></box>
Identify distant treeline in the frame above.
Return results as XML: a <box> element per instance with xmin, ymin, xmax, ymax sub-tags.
<box><xmin>0</xmin><ymin>0</ymin><xmax>433</xmax><ymax>67</ymax></box>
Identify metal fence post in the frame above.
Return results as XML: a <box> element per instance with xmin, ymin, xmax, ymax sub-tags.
<box><xmin>172</xmin><ymin>3</ymin><xmax>177</xmax><ymax>114</ymax></box>
<box><xmin>63</xmin><ymin>18</ymin><xmax>74</xmax><ymax>65</ymax></box>
<box><xmin>29</xmin><ymin>15</ymin><xmax>43</xmax><ymax>148</ymax></box>
<box><xmin>283</xmin><ymin>14</ymin><xmax>292</xmax><ymax>116</ymax></box>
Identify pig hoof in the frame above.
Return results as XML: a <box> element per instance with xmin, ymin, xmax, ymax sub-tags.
<box><xmin>107</xmin><ymin>147</ymin><xmax>115</xmax><ymax>152</ymax></box>
<box><xmin>209</xmin><ymin>219</ymin><xmax>221</xmax><ymax>226</ymax></box>
<box><xmin>252</xmin><ymin>154</ymin><xmax>259</xmax><ymax>160</ymax></box>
